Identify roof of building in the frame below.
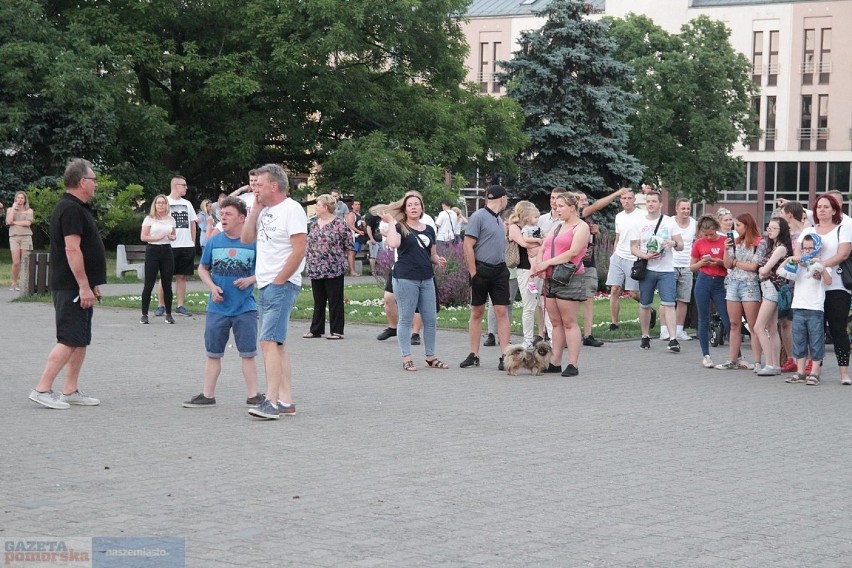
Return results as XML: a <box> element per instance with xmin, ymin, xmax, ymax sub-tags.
<box><xmin>466</xmin><ymin>0</ymin><xmax>605</xmax><ymax>18</ymax></box>
<box><xmin>691</xmin><ymin>0</ymin><xmax>822</xmax><ymax>6</ymax></box>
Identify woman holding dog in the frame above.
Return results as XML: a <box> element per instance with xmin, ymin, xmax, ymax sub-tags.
<box><xmin>532</xmin><ymin>192</ymin><xmax>589</xmax><ymax>377</ymax></box>
<box><xmin>380</xmin><ymin>191</ymin><xmax>448</xmax><ymax>371</ymax></box>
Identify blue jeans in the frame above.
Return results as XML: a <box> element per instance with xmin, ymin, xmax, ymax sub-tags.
<box><xmin>694</xmin><ymin>272</ymin><xmax>731</xmax><ymax>357</ymax></box>
<box><xmin>393</xmin><ymin>277</ymin><xmax>437</xmax><ymax>358</ymax></box>
<box><xmin>638</xmin><ymin>270</ymin><xmax>676</xmax><ymax>307</ymax></box>
<box><xmin>258</xmin><ymin>282</ymin><xmax>300</xmax><ymax>344</ymax></box>
<box><xmin>792</xmin><ymin>309</ymin><xmax>825</xmax><ymax>361</ymax></box>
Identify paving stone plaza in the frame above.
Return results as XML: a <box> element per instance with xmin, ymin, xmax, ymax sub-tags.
<box><xmin>3</xmin><ymin>284</ymin><xmax>852</xmax><ymax>567</ymax></box>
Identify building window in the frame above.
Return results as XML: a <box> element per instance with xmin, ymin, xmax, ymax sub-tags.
<box><xmin>752</xmin><ymin>31</ymin><xmax>763</xmax><ymax>83</ymax></box>
<box><xmin>819</xmin><ymin>28</ymin><xmax>831</xmax><ymax>84</ymax></box>
<box><xmin>766</xmin><ymin>96</ymin><xmax>777</xmax><ymax>151</ymax></box>
<box><xmin>817</xmin><ymin>94</ymin><xmax>829</xmax><ymax>150</ymax></box>
<box><xmin>762</xmin><ymin>162</ymin><xmax>814</xmax><ymax>222</ymax></box>
<box><xmin>751</xmin><ymin>96</ymin><xmax>761</xmax><ymax>151</ymax></box>
<box><xmin>828</xmin><ymin>162</ymin><xmax>851</xmax><ymax>195</ymax></box>
<box><xmin>768</xmin><ymin>31</ymin><xmax>779</xmax><ymax>86</ymax></box>
<box><xmin>719</xmin><ymin>162</ymin><xmax>757</xmax><ymax>202</ymax></box>
<box><xmin>799</xmin><ymin>95</ymin><xmax>813</xmax><ymax>150</ymax></box>
<box><xmin>492</xmin><ymin>42</ymin><xmax>502</xmax><ymax>93</ymax></box>
<box><xmin>479</xmin><ymin>42</ymin><xmax>489</xmax><ymax>93</ymax></box>
<box><xmin>802</xmin><ymin>29</ymin><xmax>814</xmax><ymax>85</ymax></box>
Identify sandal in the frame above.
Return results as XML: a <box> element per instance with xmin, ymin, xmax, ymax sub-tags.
<box><xmin>785</xmin><ymin>373</ymin><xmax>806</xmax><ymax>384</ymax></box>
<box><xmin>805</xmin><ymin>375</ymin><xmax>821</xmax><ymax>386</ymax></box>
<box><xmin>302</xmin><ymin>332</ymin><xmax>322</xmax><ymax>339</ymax></box>
<box><xmin>425</xmin><ymin>358</ymin><xmax>449</xmax><ymax>369</ymax></box>
<box><xmin>403</xmin><ymin>360</ymin><xmax>417</xmax><ymax>372</ymax></box>
<box><xmin>326</xmin><ymin>333</ymin><xmax>344</xmax><ymax>340</ymax></box>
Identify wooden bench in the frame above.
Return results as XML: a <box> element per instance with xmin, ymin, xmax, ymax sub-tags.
<box><xmin>116</xmin><ymin>244</ymin><xmax>146</xmax><ymax>279</ymax></box>
<box><xmin>24</xmin><ymin>252</ymin><xmax>51</xmax><ymax>295</ymax></box>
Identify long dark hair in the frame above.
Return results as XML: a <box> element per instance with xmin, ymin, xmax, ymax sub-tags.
<box><xmin>766</xmin><ymin>216</ymin><xmax>792</xmax><ymax>259</ymax></box>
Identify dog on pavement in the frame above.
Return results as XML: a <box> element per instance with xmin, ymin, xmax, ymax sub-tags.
<box><xmin>503</xmin><ymin>341</ymin><xmax>553</xmax><ymax>376</ymax></box>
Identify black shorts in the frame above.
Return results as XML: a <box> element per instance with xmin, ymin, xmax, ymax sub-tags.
<box><xmin>53</xmin><ymin>289</ymin><xmax>93</xmax><ymax>347</ymax></box>
<box><xmin>470</xmin><ymin>261</ymin><xmax>510</xmax><ymax>307</ymax></box>
<box><xmin>172</xmin><ymin>247</ymin><xmax>196</xmax><ymax>276</ymax></box>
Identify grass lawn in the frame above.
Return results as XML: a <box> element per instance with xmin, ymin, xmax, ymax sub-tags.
<box><xmin>15</xmin><ymin>276</ymin><xmax>649</xmax><ymax>339</ymax></box>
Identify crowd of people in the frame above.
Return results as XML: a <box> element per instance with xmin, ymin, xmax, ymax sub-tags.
<box><xmin>21</xmin><ymin>160</ymin><xmax>852</xmax><ymax>418</ymax></box>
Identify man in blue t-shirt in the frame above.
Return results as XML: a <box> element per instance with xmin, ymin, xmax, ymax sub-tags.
<box><xmin>183</xmin><ymin>197</ymin><xmax>263</xmax><ymax>408</ymax></box>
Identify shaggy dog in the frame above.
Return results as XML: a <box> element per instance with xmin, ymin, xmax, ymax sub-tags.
<box><xmin>503</xmin><ymin>342</ymin><xmax>553</xmax><ymax>376</ymax></box>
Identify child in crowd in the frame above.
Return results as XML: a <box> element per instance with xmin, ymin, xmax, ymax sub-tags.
<box><xmin>784</xmin><ymin>234</ymin><xmax>831</xmax><ymax>386</ymax></box>
<box><xmin>520</xmin><ymin>207</ymin><xmax>543</xmax><ymax>294</ymax></box>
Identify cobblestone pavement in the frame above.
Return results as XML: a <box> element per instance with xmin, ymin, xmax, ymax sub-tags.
<box><xmin>3</xmin><ymin>287</ymin><xmax>852</xmax><ymax>567</ymax></box>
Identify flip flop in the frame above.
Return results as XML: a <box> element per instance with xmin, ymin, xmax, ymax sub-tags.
<box><xmin>326</xmin><ymin>333</ymin><xmax>344</xmax><ymax>340</ymax></box>
<box><xmin>303</xmin><ymin>332</ymin><xmax>322</xmax><ymax>339</ymax></box>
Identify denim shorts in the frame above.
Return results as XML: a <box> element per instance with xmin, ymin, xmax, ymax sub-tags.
<box><xmin>674</xmin><ymin>267</ymin><xmax>693</xmax><ymax>303</ymax></box>
<box><xmin>638</xmin><ymin>270</ymin><xmax>676</xmax><ymax>307</ymax></box>
<box><xmin>760</xmin><ymin>280</ymin><xmax>778</xmax><ymax>303</ymax></box>
<box><xmin>205</xmin><ymin>311</ymin><xmax>258</xmax><ymax>358</ymax></box>
<box><xmin>726</xmin><ymin>278</ymin><xmax>761</xmax><ymax>302</ymax></box>
<box><xmin>258</xmin><ymin>282</ymin><xmax>300</xmax><ymax>344</ymax></box>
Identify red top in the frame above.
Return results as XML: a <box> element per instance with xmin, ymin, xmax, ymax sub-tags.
<box><xmin>691</xmin><ymin>236</ymin><xmax>728</xmax><ymax>277</ymax></box>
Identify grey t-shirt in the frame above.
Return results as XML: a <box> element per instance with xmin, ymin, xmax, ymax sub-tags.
<box><xmin>466</xmin><ymin>206</ymin><xmax>506</xmax><ymax>265</ymax></box>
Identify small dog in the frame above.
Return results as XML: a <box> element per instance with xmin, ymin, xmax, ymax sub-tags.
<box><xmin>503</xmin><ymin>342</ymin><xmax>553</xmax><ymax>376</ymax></box>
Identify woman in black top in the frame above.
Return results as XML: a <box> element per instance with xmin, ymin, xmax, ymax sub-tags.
<box><xmin>380</xmin><ymin>191</ymin><xmax>447</xmax><ymax>371</ymax></box>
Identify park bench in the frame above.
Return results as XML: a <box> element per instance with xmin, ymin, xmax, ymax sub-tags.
<box><xmin>116</xmin><ymin>244</ymin><xmax>146</xmax><ymax>279</ymax></box>
<box><xmin>24</xmin><ymin>252</ymin><xmax>51</xmax><ymax>295</ymax></box>
<box><xmin>354</xmin><ymin>248</ymin><xmax>370</xmax><ymax>275</ymax></box>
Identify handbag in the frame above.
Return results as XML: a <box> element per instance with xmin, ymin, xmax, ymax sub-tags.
<box><xmin>547</xmin><ymin>223</ymin><xmax>579</xmax><ymax>286</ymax></box>
<box><xmin>631</xmin><ymin>215</ymin><xmax>664</xmax><ymax>281</ymax></box>
<box><xmin>776</xmin><ymin>283</ymin><xmax>792</xmax><ymax>318</ymax></box>
<box><xmin>835</xmin><ymin>228</ymin><xmax>852</xmax><ymax>290</ymax></box>
<box><xmin>505</xmin><ymin>238</ymin><xmax>520</xmax><ymax>268</ymax></box>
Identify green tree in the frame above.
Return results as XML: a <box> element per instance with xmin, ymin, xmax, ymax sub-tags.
<box><xmin>498</xmin><ymin>0</ymin><xmax>643</xmax><ymax>202</ymax></box>
<box><xmin>605</xmin><ymin>14</ymin><xmax>760</xmax><ymax>202</ymax></box>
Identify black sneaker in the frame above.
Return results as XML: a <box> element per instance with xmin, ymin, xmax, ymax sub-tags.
<box><xmin>667</xmin><ymin>339</ymin><xmax>681</xmax><ymax>353</ymax></box>
<box><xmin>410</xmin><ymin>333</ymin><xmax>421</xmax><ymax>345</ymax></box>
<box><xmin>183</xmin><ymin>393</ymin><xmax>216</xmax><ymax>408</ymax></box>
<box><xmin>483</xmin><ymin>333</ymin><xmax>496</xmax><ymax>347</ymax></box>
<box><xmin>544</xmin><ymin>363</ymin><xmax>562</xmax><ymax>373</ymax></box>
<box><xmin>245</xmin><ymin>393</ymin><xmax>265</xmax><ymax>406</ymax></box>
<box><xmin>608</xmin><ymin>323</ymin><xmax>619</xmax><ymax>331</ymax></box>
<box><xmin>460</xmin><ymin>353</ymin><xmax>480</xmax><ymax>368</ymax></box>
<box><xmin>140</xmin><ymin>314</ymin><xmax>149</xmax><ymax>324</ymax></box>
<box><xmin>583</xmin><ymin>335</ymin><xmax>603</xmax><ymax>347</ymax></box>
<box><xmin>650</xmin><ymin>307</ymin><xmax>657</xmax><ymax>329</ymax></box>
<box><xmin>562</xmin><ymin>364</ymin><xmax>579</xmax><ymax>377</ymax></box>
<box><xmin>640</xmin><ymin>336</ymin><xmax>651</xmax><ymax>350</ymax></box>
<box><xmin>165</xmin><ymin>314</ymin><xmax>176</xmax><ymax>324</ymax></box>
<box><xmin>498</xmin><ymin>356</ymin><xmax>505</xmax><ymax>371</ymax></box>
<box><xmin>376</xmin><ymin>327</ymin><xmax>397</xmax><ymax>341</ymax></box>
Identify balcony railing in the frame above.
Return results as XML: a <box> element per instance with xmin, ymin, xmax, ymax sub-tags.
<box><xmin>800</xmin><ymin>60</ymin><xmax>832</xmax><ymax>73</ymax></box>
<box><xmin>764</xmin><ymin>128</ymin><xmax>777</xmax><ymax>141</ymax></box>
<box><xmin>798</xmin><ymin>128</ymin><xmax>829</xmax><ymax>140</ymax></box>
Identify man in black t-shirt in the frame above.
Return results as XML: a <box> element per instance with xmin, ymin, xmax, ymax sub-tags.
<box><xmin>29</xmin><ymin>158</ymin><xmax>107</xmax><ymax>410</ymax></box>
<box><xmin>365</xmin><ymin>210</ymin><xmax>383</xmax><ymax>276</ymax></box>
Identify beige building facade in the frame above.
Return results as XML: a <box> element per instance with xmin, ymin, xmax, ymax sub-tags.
<box><xmin>461</xmin><ymin>0</ymin><xmax>852</xmax><ymax>222</ymax></box>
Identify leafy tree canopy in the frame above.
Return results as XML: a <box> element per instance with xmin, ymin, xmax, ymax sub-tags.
<box><xmin>1</xmin><ymin>0</ymin><xmax>526</xmax><ymax>209</ymax></box>
<box><xmin>498</xmin><ymin>0</ymin><xmax>643</xmax><ymax>203</ymax></box>
<box><xmin>604</xmin><ymin>14</ymin><xmax>760</xmax><ymax>203</ymax></box>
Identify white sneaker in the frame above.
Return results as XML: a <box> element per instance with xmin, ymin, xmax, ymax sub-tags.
<box><xmin>702</xmin><ymin>355</ymin><xmax>714</xmax><ymax>368</ymax></box>
<box><xmin>659</xmin><ymin>332</ymin><xmax>670</xmax><ymax>341</ymax></box>
<box><xmin>60</xmin><ymin>389</ymin><xmax>100</xmax><ymax>406</ymax></box>
<box><xmin>841</xmin><ymin>376</ymin><xmax>851</xmax><ymax>386</ymax></box>
<box><xmin>756</xmin><ymin>365</ymin><xmax>780</xmax><ymax>376</ymax></box>
<box><xmin>753</xmin><ymin>362</ymin><xmax>763</xmax><ymax>374</ymax></box>
<box><xmin>676</xmin><ymin>331</ymin><xmax>693</xmax><ymax>341</ymax></box>
<box><xmin>29</xmin><ymin>390</ymin><xmax>70</xmax><ymax>409</ymax></box>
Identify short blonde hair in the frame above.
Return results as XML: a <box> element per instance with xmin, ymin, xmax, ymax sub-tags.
<box><xmin>149</xmin><ymin>194</ymin><xmax>170</xmax><ymax>219</ymax></box>
<box><xmin>316</xmin><ymin>193</ymin><xmax>336</xmax><ymax>213</ymax></box>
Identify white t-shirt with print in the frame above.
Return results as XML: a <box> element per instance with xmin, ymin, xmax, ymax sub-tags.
<box><xmin>613</xmin><ymin>209</ymin><xmax>644</xmax><ymax>261</ymax></box>
<box><xmin>625</xmin><ymin>214</ymin><xmax>679</xmax><ymax>272</ymax></box>
<box><xmin>167</xmin><ymin>196</ymin><xmax>197</xmax><ymax>248</ymax></box>
<box><xmin>672</xmin><ymin>217</ymin><xmax>697</xmax><ymax>268</ymax></box>
<box><xmin>254</xmin><ymin>198</ymin><xmax>308</xmax><ymax>288</ymax></box>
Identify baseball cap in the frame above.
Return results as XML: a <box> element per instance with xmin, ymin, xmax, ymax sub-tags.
<box><xmin>485</xmin><ymin>185</ymin><xmax>506</xmax><ymax>200</ymax></box>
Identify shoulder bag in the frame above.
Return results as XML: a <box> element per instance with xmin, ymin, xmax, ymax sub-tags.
<box><xmin>548</xmin><ymin>223</ymin><xmax>579</xmax><ymax>286</ymax></box>
<box><xmin>834</xmin><ymin>226</ymin><xmax>852</xmax><ymax>290</ymax></box>
<box><xmin>630</xmin><ymin>216</ymin><xmax>664</xmax><ymax>281</ymax></box>
<box><xmin>505</xmin><ymin>231</ymin><xmax>521</xmax><ymax>268</ymax></box>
